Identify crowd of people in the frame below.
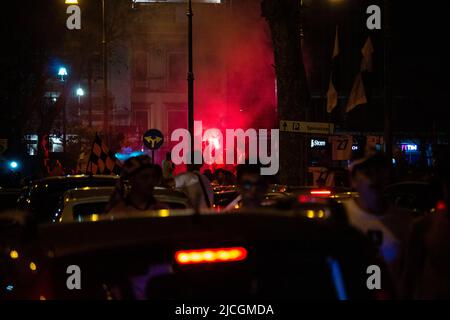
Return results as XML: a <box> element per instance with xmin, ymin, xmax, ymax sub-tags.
<box><xmin>100</xmin><ymin>146</ymin><xmax>450</xmax><ymax>299</ymax></box>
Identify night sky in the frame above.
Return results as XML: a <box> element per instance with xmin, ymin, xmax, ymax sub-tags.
<box><xmin>0</xmin><ymin>0</ymin><xmax>448</xmax><ymax>137</ymax></box>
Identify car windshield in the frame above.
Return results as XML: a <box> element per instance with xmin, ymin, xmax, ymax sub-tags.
<box><xmin>23</xmin><ymin>179</ymin><xmax>118</xmax><ymax>222</ymax></box>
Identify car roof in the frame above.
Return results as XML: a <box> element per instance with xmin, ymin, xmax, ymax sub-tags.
<box><xmin>386</xmin><ymin>181</ymin><xmax>430</xmax><ymax>188</ymax></box>
<box><xmin>63</xmin><ymin>186</ymin><xmax>188</xmax><ymax>201</ymax></box>
<box><xmin>30</xmin><ymin>175</ymin><xmax>119</xmax><ymax>186</ymax></box>
<box><xmin>37</xmin><ymin>210</ymin><xmax>357</xmax><ymax>258</ymax></box>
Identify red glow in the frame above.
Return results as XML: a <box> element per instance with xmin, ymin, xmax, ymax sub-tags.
<box><xmin>193</xmin><ymin>1</ymin><xmax>276</xmax><ymax>168</ymax></box>
<box><xmin>436</xmin><ymin>200</ymin><xmax>447</xmax><ymax>211</ymax></box>
<box><xmin>298</xmin><ymin>195</ymin><xmax>311</xmax><ymax>203</ymax></box>
<box><xmin>175</xmin><ymin>247</ymin><xmax>248</xmax><ymax>265</ymax></box>
<box><xmin>310</xmin><ymin>190</ymin><xmax>332</xmax><ymax>196</ymax></box>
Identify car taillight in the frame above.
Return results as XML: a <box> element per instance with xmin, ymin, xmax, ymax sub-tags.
<box><xmin>310</xmin><ymin>189</ymin><xmax>332</xmax><ymax>196</ymax></box>
<box><xmin>436</xmin><ymin>200</ymin><xmax>447</xmax><ymax>211</ymax></box>
<box><xmin>175</xmin><ymin>247</ymin><xmax>247</xmax><ymax>265</ymax></box>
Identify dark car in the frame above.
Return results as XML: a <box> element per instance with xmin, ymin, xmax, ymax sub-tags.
<box><xmin>0</xmin><ymin>187</ymin><xmax>21</xmax><ymax>211</ymax></box>
<box><xmin>384</xmin><ymin>181</ymin><xmax>438</xmax><ymax>216</ymax></box>
<box><xmin>16</xmin><ymin>175</ymin><xmax>119</xmax><ymax>223</ymax></box>
<box><xmin>2</xmin><ymin>210</ymin><xmax>390</xmax><ymax>300</ymax></box>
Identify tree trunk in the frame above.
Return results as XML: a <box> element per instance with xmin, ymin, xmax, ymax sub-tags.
<box><xmin>262</xmin><ymin>0</ymin><xmax>310</xmax><ymax>186</ymax></box>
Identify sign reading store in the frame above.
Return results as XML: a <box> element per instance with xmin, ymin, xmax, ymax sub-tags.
<box><xmin>310</xmin><ymin>139</ymin><xmax>327</xmax><ymax>148</ymax></box>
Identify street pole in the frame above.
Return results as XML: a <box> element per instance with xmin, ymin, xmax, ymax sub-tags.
<box><xmin>187</xmin><ymin>0</ymin><xmax>195</xmax><ymax>165</ymax></box>
<box><xmin>102</xmin><ymin>0</ymin><xmax>109</xmax><ymax>143</ymax></box>
<box><xmin>63</xmin><ymin>80</ymin><xmax>67</xmax><ymax>153</ymax></box>
<box><xmin>383</xmin><ymin>0</ymin><xmax>393</xmax><ymax>172</ymax></box>
<box><xmin>88</xmin><ymin>64</ymin><xmax>93</xmax><ymax>127</ymax></box>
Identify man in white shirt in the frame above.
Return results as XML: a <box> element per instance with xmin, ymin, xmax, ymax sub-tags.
<box><xmin>342</xmin><ymin>154</ymin><xmax>412</xmax><ymax>282</ymax></box>
<box><xmin>174</xmin><ymin>162</ymin><xmax>214</xmax><ymax>212</ymax></box>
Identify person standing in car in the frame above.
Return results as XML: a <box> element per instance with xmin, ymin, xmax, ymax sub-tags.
<box><xmin>162</xmin><ymin>152</ymin><xmax>175</xmax><ymax>180</ymax></box>
<box><xmin>401</xmin><ymin>147</ymin><xmax>450</xmax><ymax>299</ymax></box>
<box><xmin>342</xmin><ymin>153</ymin><xmax>413</xmax><ymax>287</ymax></box>
<box><xmin>174</xmin><ymin>153</ymin><xmax>214</xmax><ymax>212</ymax></box>
<box><xmin>106</xmin><ymin>155</ymin><xmax>168</xmax><ymax>215</ymax></box>
<box><xmin>232</xmin><ymin>163</ymin><xmax>268</xmax><ymax>210</ymax></box>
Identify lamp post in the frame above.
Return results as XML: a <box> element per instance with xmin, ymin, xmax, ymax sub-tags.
<box><xmin>102</xmin><ymin>0</ymin><xmax>109</xmax><ymax>143</ymax></box>
<box><xmin>58</xmin><ymin>67</ymin><xmax>68</xmax><ymax>153</ymax></box>
<box><xmin>187</xmin><ymin>0</ymin><xmax>195</xmax><ymax>165</ymax></box>
<box><xmin>76</xmin><ymin>87</ymin><xmax>85</xmax><ymax>117</ymax></box>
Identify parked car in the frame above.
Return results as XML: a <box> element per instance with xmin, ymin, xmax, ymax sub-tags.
<box><xmin>53</xmin><ymin>187</ymin><xmax>192</xmax><ymax>223</ymax></box>
<box><xmin>384</xmin><ymin>181</ymin><xmax>438</xmax><ymax>216</ymax></box>
<box><xmin>16</xmin><ymin>175</ymin><xmax>119</xmax><ymax>223</ymax></box>
<box><xmin>2</xmin><ymin>209</ymin><xmax>389</xmax><ymax>300</ymax></box>
<box><xmin>0</xmin><ymin>187</ymin><xmax>21</xmax><ymax>211</ymax></box>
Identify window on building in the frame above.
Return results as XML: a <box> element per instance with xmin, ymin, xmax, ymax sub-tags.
<box><xmin>134</xmin><ymin>52</ymin><xmax>148</xmax><ymax>81</ymax></box>
<box><xmin>134</xmin><ymin>110</ymin><xmax>148</xmax><ymax>131</ymax></box>
<box><xmin>168</xmin><ymin>53</ymin><xmax>187</xmax><ymax>92</ymax></box>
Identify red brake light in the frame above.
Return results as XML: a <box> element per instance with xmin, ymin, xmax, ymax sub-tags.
<box><xmin>310</xmin><ymin>189</ymin><xmax>332</xmax><ymax>196</ymax></box>
<box><xmin>436</xmin><ymin>200</ymin><xmax>447</xmax><ymax>211</ymax></box>
<box><xmin>175</xmin><ymin>247</ymin><xmax>248</xmax><ymax>265</ymax></box>
<box><xmin>298</xmin><ymin>195</ymin><xmax>311</xmax><ymax>203</ymax></box>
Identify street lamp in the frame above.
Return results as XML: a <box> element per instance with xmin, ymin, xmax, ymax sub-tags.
<box><xmin>58</xmin><ymin>66</ymin><xmax>68</xmax><ymax>153</ymax></box>
<box><xmin>76</xmin><ymin>87</ymin><xmax>85</xmax><ymax>116</ymax></box>
<box><xmin>58</xmin><ymin>67</ymin><xmax>68</xmax><ymax>81</ymax></box>
<box><xmin>76</xmin><ymin>87</ymin><xmax>85</xmax><ymax>97</ymax></box>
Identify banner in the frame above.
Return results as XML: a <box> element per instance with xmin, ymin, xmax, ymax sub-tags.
<box><xmin>330</xmin><ymin>135</ymin><xmax>353</xmax><ymax>161</ymax></box>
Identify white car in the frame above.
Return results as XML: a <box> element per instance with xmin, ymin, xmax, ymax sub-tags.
<box><xmin>52</xmin><ymin>187</ymin><xmax>192</xmax><ymax>223</ymax></box>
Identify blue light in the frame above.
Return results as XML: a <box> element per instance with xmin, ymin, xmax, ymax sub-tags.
<box><xmin>327</xmin><ymin>257</ymin><xmax>348</xmax><ymax>300</ymax></box>
<box><xmin>76</xmin><ymin>87</ymin><xmax>85</xmax><ymax>96</ymax></box>
<box><xmin>6</xmin><ymin>285</ymin><xmax>14</xmax><ymax>292</ymax></box>
<box><xmin>58</xmin><ymin>67</ymin><xmax>68</xmax><ymax>77</ymax></box>
<box><xmin>8</xmin><ymin>161</ymin><xmax>19</xmax><ymax>170</ymax></box>
<box><xmin>115</xmin><ymin>151</ymin><xmax>146</xmax><ymax>162</ymax></box>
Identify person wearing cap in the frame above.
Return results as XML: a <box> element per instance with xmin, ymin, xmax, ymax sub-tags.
<box><xmin>343</xmin><ymin>153</ymin><xmax>413</xmax><ymax>289</ymax></box>
<box><xmin>106</xmin><ymin>155</ymin><xmax>168</xmax><ymax>215</ymax></box>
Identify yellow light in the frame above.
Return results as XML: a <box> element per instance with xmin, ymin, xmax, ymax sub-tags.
<box><xmin>10</xmin><ymin>250</ymin><xmax>19</xmax><ymax>259</ymax></box>
<box><xmin>177</xmin><ymin>253</ymin><xmax>190</xmax><ymax>263</ymax></box>
<box><xmin>91</xmin><ymin>214</ymin><xmax>99</xmax><ymax>222</ymax></box>
<box><xmin>30</xmin><ymin>262</ymin><xmax>37</xmax><ymax>271</ymax></box>
<box><xmin>175</xmin><ymin>247</ymin><xmax>248</xmax><ymax>265</ymax></box>
<box><xmin>203</xmin><ymin>251</ymin><xmax>214</xmax><ymax>261</ymax></box>
<box><xmin>317</xmin><ymin>210</ymin><xmax>325</xmax><ymax>218</ymax></box>
<box><xmin>65</xmin><ymin>0</ymin><xmax>79</xmax><ymax>4</ymax></box>
<box><xmin>306</xmin><ymin>210</ymin><xmax>315</xmax><ymax>219</ymax></box>
<box><xmin>234</xmin><ymin>204</ymin><xmax>240</xmax><ymax>209</ymax></box>
<box><xmin>158</xmin><ymin>209</ymin><xmax>170</xmax><ymax>217</ymax></box>
<box><xmin>191</xmin><ymin>253</ymin><xmax>202</xmax><ymax>262</ymax></box>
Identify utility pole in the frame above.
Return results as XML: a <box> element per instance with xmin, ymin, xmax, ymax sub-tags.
<box><xmin>187</xmin><ymin>0</ymin><xmax>195</xmax><ymax>164</ymax></box>
<box><xmin>102</xmin><ymin>0</ymin><xmax>109</xmax><ymax>143</ymax></box>
<box><xmin>383</xmin><ymin>0</ymin><xmax>393</xmax><ymax>171</ymax></box>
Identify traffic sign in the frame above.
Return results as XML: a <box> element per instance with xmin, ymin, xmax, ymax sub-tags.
<box><xmin>143</xmin><ymin>129</ymin><xmax>164</xmax><ymax>150</ymax></box>
<box><xmin>280</xmin><ymin>121</ymin><xmax>334</xmax><ymax>135</ymax></box>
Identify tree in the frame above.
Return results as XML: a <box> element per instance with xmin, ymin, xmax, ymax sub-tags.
<box><xmin>261</xmin><ymin>0</ymin><xmax>310</xmax><ymax>185</ymax></box>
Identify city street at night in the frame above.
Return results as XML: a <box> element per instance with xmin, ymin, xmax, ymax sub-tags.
<box><xmin>0</xmin><ymin>0</ymin><xmax>449</xmax><ymax>313</ymax></box>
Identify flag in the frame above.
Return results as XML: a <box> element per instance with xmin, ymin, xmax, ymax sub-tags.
<box><xmin>346</xmin><ymin>37</ymin><xmax>373</xmax><ymax>113</ymax></box>
<box><xmin>360</xmin><ymin>37</ymin><xmax>374</xmax><ymax>72</ymax></box>
<box><xmin>346</xmin><ymin>72</ymin><xmax>367</xmax><ymax>112</ymax></box>
<box><xmin>327</xmin><ymin>27</ymin><xmax>340</xmax><ymax>113</ymax></box>
<box><xmin>86</xmin><ymin>133</ymin><xmax>121</xmax><ymax>175</ymax></box>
